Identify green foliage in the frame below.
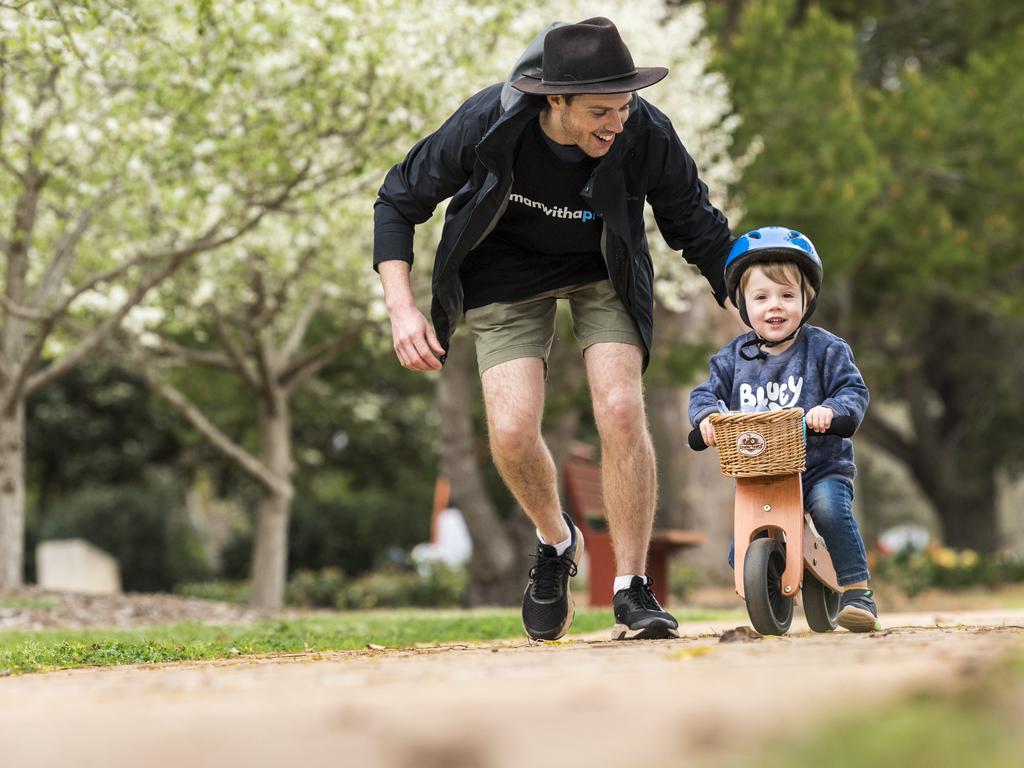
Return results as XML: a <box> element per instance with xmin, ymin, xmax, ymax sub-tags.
<box><xmin>716</xmin><ymin>0</ymin><xmax>885</xmax><ymax>276</ymax></box>
<box><xmin>27</xmin><ymin>359</ymin><xmax>182</xmax><ymax>499</ymax></box>
<box><xmin>859</xmin><ymin>28</ymin><xmax>1024</xmax><ymax>316</ymax></box>
<box><xmin>191</xmin><ymin>564</ymin><xmax>467</xmax><ymax>610</ymax></box>
<box><xmin>668</xmin><ymin>559</ymin><xmax>705</xmax><ymax>602</ymax></box>
<box><xmin>25</xmin><ymin>358</ymin><xmax>186</xmax><ymax>580</ymax></box>
<box><xmin>284</xmin><ymin>486</ymin><xmax>429</xmax><ymax>578</ymax></box>
<box><xmin>873</xmin><ymin>547</ymin><xmax>1024</xmax><ymax>597</ymax></box>
<box><xmin>285</xmin><ymin>567</ymin><xmax>348</xmax><ymax>608</ymax></box>
<box><xmin>710</xmin><ymin>0</ymin><xmax>1024</xmax><ymax>546</ymax></box>
<box><xmin>850</xmin><ymin>15</ymin><xmax>1024</xmax><ymax>488</ymax></box>
<box><xmin>338</xmin><ymin>564</ymin><xmax>467</xmax><ymax>610</ymax></box>
<box><xmin>832</xmin><ymin>1</ymin><xmax>1024</xmax><ymax>85</ymax></box>
<box><xmin>38</xmin><ymin>472</ymin><xmax>211</xmax><ymax>592</ymax></box>
<box><xmin>291</xmin><ymin>319</ymin><xmax>439</xmax><ymax>497</ymax></box>
<box><xmin>647</xmin><ymin>341</ymin><xmax>717</xmax><ymax>388</ymax></box>
<box><xmin>23</xmin><ymin>322</ymin><xmax>441</xmax><ymax>588</ymax></box>
<box><xmin>0</xmin><ymin>595</ymin><xmax>60</xmax><ymax>610</ymax></box>
<box><xmin>174</xmin><ymin>580</ymin><xmax>250</xmax><ymax>605</ymax></box>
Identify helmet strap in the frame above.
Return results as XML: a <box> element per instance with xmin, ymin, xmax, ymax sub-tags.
<box><xmin>739</xmin><ymin>328</ymin><xmax>801</xmax><ymax>362</ymax></box>
<box><xmin>739</xmin><ymin>336</ymin><xmax>769</xmax><ymax>361</ymax></box>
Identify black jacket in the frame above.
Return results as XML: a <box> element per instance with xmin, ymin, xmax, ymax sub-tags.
<box><xmin>374</xmin><ymin>78</ymin><xmax>731</xmax><ymax>371</ymax></box>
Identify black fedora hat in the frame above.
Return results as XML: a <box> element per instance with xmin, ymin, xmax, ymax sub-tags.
<box><xmin>512</xmin><ymin>17</ymin><xmax>667</xmax><ymax>95</ymax></box>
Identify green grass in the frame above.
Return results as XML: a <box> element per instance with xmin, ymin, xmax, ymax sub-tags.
<box><xmin>748</xmin><ymin>654</ymin><xmax>1024</xmax><ymax>768</ymax></box>
<box><xmin>0</xmin><ymin>595</ymin><xmax>61</xmax><ymax>610</ymax></box>
<box><xmin>0</xmin><ymin>606</ymin><xmax>743</xmax><ymax>676</ymax></box>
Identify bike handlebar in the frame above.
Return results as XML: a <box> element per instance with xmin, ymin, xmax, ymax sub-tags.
<box><xmin>687</xmin><ymin>415</ymin><xmax>857</xmax><ymax>452</ymax></box>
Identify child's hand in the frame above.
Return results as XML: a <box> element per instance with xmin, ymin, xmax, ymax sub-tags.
<box><xmin>699</xmin><ymin>416</ymin><xmax>717</xmax><ymax>447</ymax></box>
<box><xmin>806</xmin><ymin>405</ymin><xmax>834</xmax><ymax>433</ymax></box>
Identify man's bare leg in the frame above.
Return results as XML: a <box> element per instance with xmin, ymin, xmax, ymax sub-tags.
<box><xmin>584</xmin><ymin>342</ymin><xmax>656</xmax><ymax>575</ymax></box>
<box><xmin>483</xmin><ymin>356</ymin><xmax>581</xmax><ymax>641</ymax></box>
<box><xmin>585</xmin><ymin>342</ymin><xmax>676</xmax><ymax>639</ymax></box>
<box><xmin>480</xmin><ymin>357</ymin><xmax>569</xmax><ymax>545</ymax></box>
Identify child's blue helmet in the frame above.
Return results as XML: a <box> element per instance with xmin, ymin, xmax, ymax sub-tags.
<box><xmin>724</xmin><ymin>226</ymin><xmax>823</xmax><ymax>328</ymax></box>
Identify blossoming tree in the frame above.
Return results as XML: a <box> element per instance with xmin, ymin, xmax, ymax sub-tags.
<box><xmin>0</xmin><ymin>0</ymin><xmax>460</xmax><ymax>587</ymax></box>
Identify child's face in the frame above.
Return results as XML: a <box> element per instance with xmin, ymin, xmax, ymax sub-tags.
<box><xmin>743</xmin><ymin>266</ymin><xmax>803</xmax><ymax>347</ymax></box>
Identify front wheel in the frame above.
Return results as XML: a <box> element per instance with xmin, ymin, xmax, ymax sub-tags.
<box><xmin>802</xmin><ymin>570</ymin><xmax>839</xmax><ymax>632</ymax></box>
<box><xmin>743</xmin><ymin>538</ymin><xmax>793</xmax><ymax>636</ymax></box>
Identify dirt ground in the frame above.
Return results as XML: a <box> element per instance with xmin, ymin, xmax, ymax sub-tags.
<box><xmin>2</xmin><ymin>605</ymin><xmax>1023</xmax><ymax>768</ymax></box>
<box><xmin>0</xmin><ymin>586</ymin><xmax>275</xmax><ymax>630</ymax></box>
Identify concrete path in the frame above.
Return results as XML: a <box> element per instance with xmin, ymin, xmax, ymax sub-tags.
<box><xmin>1</xmin><ymin>609</ymin><xmax>1022</xmax><ymax>768</ymax></box>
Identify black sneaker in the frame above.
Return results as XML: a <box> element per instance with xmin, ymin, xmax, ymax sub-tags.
<box><xmin>521</xmin><ymin>512</ymin><xmax>584</xmax><ymax>641</ymax></box>
<box><xmin>837</xmin><ymin>588</ymin><xmax>881</xmax><ymax>632</ymax></box>
<box><xmin>612</xmin><ymin>575</ymin><xmax>680</xmax><ymax>640</ymax></box>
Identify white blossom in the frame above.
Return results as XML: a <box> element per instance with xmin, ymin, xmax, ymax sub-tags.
<box><xmin>0</xmin><ymin>0</ymin><xmax>743</xmax><ymax>375</ymax></box>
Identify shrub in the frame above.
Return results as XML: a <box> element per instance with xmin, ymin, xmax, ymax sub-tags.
<box><xmin>338</xmin><ymin>564</ymin><xmax>467</xmax><ymax>610</ymax></box>
<box><xmin>176</xmin><ymin>564</ymin><xmax>467</xmax><ymax>610</ymax></box>
<box><xmin>174</xmin><ymin>580</ymin><xmax>250</xmax><ymax>604</ymax></box>
<box><xmin>286</xmin><ymin>567</ymin><xmax>348</xmax><ymax>608</ymax></box>
<box><xmin>38</xmin><ymin>472</ymin><xmax>211</xmax><ymax>592</ymax></box>
<box><xmin>285</xmin><ymin>486</ymin><xmax>432</xmax><ymax>578</ymax></box>
<box><xmin>669</xmin><ymin>560</ymin><xmax>704</xmax><ymax>601</ymax></box>
<box><xmin>872</xmin><ymin>546</ymin><xmax>1024</xmax><ymax>596</ymax></box>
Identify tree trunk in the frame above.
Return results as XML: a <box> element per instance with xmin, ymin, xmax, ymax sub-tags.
<box><xmin>438</xmin><ymin>333</ymin><xmax>530</xmax><ymax>606</ymax></box>
<box><xmin>249</xmin><ymin>396</ymin><xmax>293</xmax><ymax>608</ymax></box>
<box><xmin>0</xmin><ymin>403</ymin><xmax>26</xmax><ymax>588</ymax></box>
<box><xmin>932</xmin><ymin>480</ymin><xmax>999</xmax><ymax>554</ymax></box>
<box><xmin>906</xmin><ymin>437</ymin><xmax>1000</xmax><ymax>554</ymax></box>
<box><xmin>863</xmin><ymin>407</ymin><xmax>1001</xmax><ymax>554</ymax></box>
<box><xmin>647</xmin><ymin>384</ymin><xmax>693</xmax><ymax>529</ymax></box>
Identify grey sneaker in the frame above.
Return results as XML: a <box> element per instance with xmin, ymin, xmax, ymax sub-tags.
<box><xmin>521</xmin><ymin>512</ymin><xmax>583</xmax><ymax>641</ymax></box>
<box><xmin>837</xmin><ymin>588</ymin><xmax>881</xmax><ymax>632</ymax></box>
<box><xmin>611</xmin><ymin>576</ymin><xmax>680</xmax><ymax>640</ymax></box>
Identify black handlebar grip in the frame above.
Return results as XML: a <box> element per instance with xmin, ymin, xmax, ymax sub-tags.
<box><xmin>687</xmin><ymin>427</ymin><xmax>709</xmax><ymax>451</ymax></box>
<box><xmin>816</xmin><ymin>414</ymin><xmax>857</xmax><ymax>439</ymax></box>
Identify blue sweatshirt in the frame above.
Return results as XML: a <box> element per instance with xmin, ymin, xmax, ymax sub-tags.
<box><xmin>688</xmin><ymin>325</ymin><xmax>869</xmax><ymax>491</ymax></box>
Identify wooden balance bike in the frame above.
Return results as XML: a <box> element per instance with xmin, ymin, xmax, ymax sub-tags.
<box><xmin>688</xmin><ymin>407</ymin><xmax>856</xmax><ymax>636</ymax></box>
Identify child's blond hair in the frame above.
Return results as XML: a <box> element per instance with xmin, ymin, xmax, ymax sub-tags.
<box><xmin>739</xmin><ymin>261</ymin><xmax>817</xmax><ymax>302</ymax></box>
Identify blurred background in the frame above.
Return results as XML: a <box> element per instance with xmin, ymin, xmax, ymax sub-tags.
<box><xmin>1</xmin><ymin>0</ymin><xmax>1021</xmax><ymax>610</ymax></box>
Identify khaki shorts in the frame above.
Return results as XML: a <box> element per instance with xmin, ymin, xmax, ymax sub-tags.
<box><xmin>463</xmin><ymin>279</ymin><xmax>642</xmax><ymax>375</ymax></box>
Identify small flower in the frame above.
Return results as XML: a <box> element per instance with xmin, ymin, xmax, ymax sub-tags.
<box><xmin>958</xmin><ymin>550</ymin><xmax>979</xmax><ymax>568</ymax></box>
<box><xmin>930</xmin><ymin>546</ymin><xmax>958</xmax><ymax>570</ymax></box>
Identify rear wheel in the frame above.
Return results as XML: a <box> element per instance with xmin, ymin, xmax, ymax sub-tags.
<box><xmin>743</xmin><ymin>538</ymin><xmax>793</xmax><ymax>636</ymax></box>
<box><xmin>802</xmin><ymin>570</ymin><xmax>839</xmax><ymax>632</ymax></box>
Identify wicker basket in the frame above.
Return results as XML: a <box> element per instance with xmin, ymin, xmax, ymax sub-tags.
<box><xmin>709</xmin><ymin>408</ymin><xmax>806</xmax><ymax>478</ymax></box>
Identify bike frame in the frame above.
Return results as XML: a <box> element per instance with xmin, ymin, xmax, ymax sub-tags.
<box><xmin>733</xmin><ymin>474</ymin><xmax>839</xmax><ymax>600</ymax></box>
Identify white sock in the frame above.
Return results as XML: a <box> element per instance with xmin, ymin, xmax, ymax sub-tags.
<box><xmin>614</xmin><ymin>574</ymin><xmax>644</xmax><ymax>593</ymax></box>
<box><xmin>537</xmin><ymin>527</ymin><xmax>573</xmax><ymax>556</ymax></box>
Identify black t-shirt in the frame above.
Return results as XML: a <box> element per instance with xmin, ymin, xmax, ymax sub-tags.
<box><xmin>460</xmin><ymin>120</ymin><xmax>608</xmax><ymax>309</ymax></box>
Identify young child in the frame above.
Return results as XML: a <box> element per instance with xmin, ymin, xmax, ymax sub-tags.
<box><xmin>688</xmin><ymin>226</ymin><xmax>879</xmax><ymax>632</ymax></box>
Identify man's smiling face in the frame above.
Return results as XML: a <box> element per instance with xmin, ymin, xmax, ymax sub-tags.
<box><xmin>544</xmin><ymin>93</ymin><xmax>632</xmax><ymax>158</ymax></box>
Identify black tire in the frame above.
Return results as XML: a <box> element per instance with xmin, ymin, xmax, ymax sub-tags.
<box><xmin>743</xmin><ymin>538</ymin><xmax>794</xmax><ymax>636</ymax></box>
<box><xmin>802</xmin><ymin>570</ymin><xmax>839</xmax><ymax>633</ymax></box>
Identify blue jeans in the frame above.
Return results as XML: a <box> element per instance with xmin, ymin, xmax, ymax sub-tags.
<box><xmin>728</xmin><ymin>475</ymin><xmax>870</xmax><ymax>586</ymax></box>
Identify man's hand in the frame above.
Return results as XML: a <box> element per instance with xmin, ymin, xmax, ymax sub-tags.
<box><xmin>389</xmin><ymin>303</ymin><xmax>445</xmax><ymax>371</ymax></box>
<box><xmin>378</xmin><ymin>260</ymin><xmax>445</xmax><ymax>372</ymax></box>
<box><xmin>805</xmin><ymin>405</ymin><xmax>834</xmax><ymax>433</ymax></box>
<box><xmin>699</xmin><ymin>415</ymin><xmax>717</xmax><ymax>447</ymax></box>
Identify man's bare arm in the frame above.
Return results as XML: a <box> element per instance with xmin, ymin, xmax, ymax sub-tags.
<box><xmin>378</xmin><ymin>260</ymin><xmax>445</xmax><ymax>372</ymax></box>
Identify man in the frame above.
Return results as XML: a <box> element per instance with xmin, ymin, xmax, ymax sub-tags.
<box><xmin>374</xmin><ymin>18</ymin><xmax>732</xmax><ymax>640</ymax></box>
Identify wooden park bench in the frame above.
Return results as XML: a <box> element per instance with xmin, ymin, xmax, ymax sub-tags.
<box><xmin>562</xmin><ymin>453</ymin><xmax>705</xmax><ymax>607</ymax></box>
